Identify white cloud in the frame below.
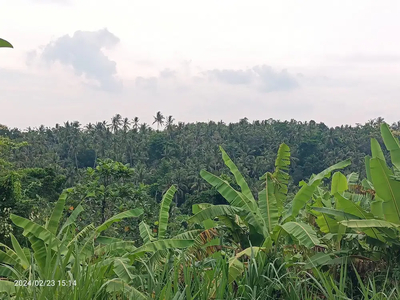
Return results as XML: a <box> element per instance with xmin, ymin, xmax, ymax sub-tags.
<box><xmin>27</xmin><ymin>29</ymin><xmax>122</xmax><ymax>92</ymax></box>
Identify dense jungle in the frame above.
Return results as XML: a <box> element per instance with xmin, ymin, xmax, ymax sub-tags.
<box><xmin>1</xmin><ymin>114</ymin><xmax>400</xmax><ymax>299</ymax></box>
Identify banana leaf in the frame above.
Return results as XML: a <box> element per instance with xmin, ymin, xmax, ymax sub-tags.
<box><xmin>339</xmin><ymin>219</ymin><xmax>400</xmax><ymax>229</ymax></box>
<box><xmin>0</xmin><ymin>38</ymin><xmax>13</xmax><ymax>48</ymax></box>
<box><xmin>280</xmin><ymin>222</ymin><xmax>323</xmax><ymax>248</ymax></box>
<box><xmin>258</xmin><ymin>173</ymin><xmax>279</xmax><ymax>233</ymax></box>
<box><xmin>380</xmin><ymin>123</ymin><xmax>400</xmax><ymax>170</ymax></box>
<box><xmin>96</xmin><ymin>208</ymin><xmax>143</xmax><ymax>233</ymax></box>
<box><xmin>331</xmin><ymin>172</ymin><xmax>348</xmax><ymax>195</ymax></box>
<box><xmin>192</xmin><ymin>203</ymin><xmax>216</xmax><ymax>229</ymax></box>
<box><xmin>158</xmin><ymin>185</ymin><xmax>177</xmax><ymax>239</ymax></box>
<box><xmin>370</xmin><ymin>157</ymin><xmax>400</xmax><ymax>224</ymax></box>
<box><xmin>46</xmin><ymin>190</ymin><xmax>69</xmax><ymax>235</ymax></box>
<box><xmin>139</xmin><ymin>221</ymin><xmax>155</xmax><ymax>244</ymax></box>
<box><xmin>272</xmin><ymin>143</ymin><xmax>291</xmax><ymax>211</ymax></box>
<box><xmin>200</xmin><ymin>170</ymin><xmax>258</xmax><ymax>215</ymax></box>
<box><xmin>220</xmin><ymin>146</ymin><xmax>257</xmax><ymax>210</ymax></box>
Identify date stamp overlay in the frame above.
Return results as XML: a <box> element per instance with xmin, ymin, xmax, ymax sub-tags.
<box><xmin>14</xmin><ymin>280</ymin><xmax>77</xmax><ymax>287</ymax></box>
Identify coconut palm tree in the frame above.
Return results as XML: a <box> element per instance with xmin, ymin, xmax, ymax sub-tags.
<box><xmin>239</xmin><ymin>117</ymin><xmax>249</xmax><ymax>125</ymax></box>
<box><xmin>152</xmin><ymin>111</ymin><xmax>165</xmax><ymax>130</ymax></box>
<box><xmin>376</xmin><ymin>117</ymin><xmax>385</xmax><ymax>127</ymax></box>
<box><xmin>85</xmin><ymin>123</ymin><xmax>94</xmax><ymax>132</ymax></box>
<box><xmin>122</xmin><ymin>117</ymin><xmax>131</xmax><ymax>133</ymax></box>
<box><xmin>132</xmin><ymin>117</ymin><xmax>140</xmax><ymax>131</ymax></box>
<box><xmin>110</xmin><ymin>114</ymin><xmax>122</xmax><ymax>133</ymax></box>
<box><xmin>166</xmin><ymin>115</ymin><xmax>175</xmax><ymax>128</ymax></box>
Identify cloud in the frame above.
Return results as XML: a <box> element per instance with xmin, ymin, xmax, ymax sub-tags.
<box><xmin>334</xmin><ymin>54</ymin><xmax>400</xmax><ymax>64</ymax></box>
<box><xmin>252</xmin><ymin>65</ymin><xmax>299</xmax><ymax>92</ymax></box>
<box><xmin>135</xmin><ymin>76</ymin><xmax>158</xmax><ymax>90</ymax></box>
<box><xmin>131</xmin><ymin>63</ymin><xmax>302</xmax><ymax>96</ymax></box>
<box><xmin>297</xmin><ymin>74</ymin><xmax>358</xmax><ymax>88</ymax></box>
<box><xmin>206</xmin><ymin>69</ymin><xmax>254</xmax><ymax>85</ymax></box>
<box><xmin>205</xmin><ymin>65</ymin><xmax>299</xmax><ymax>92</ymax></box>
<box><xmin>29</xmin><ymin>28</ymin><xmax>122</xmax><ymax>92</ymax></box>
<box><xmin>32</xmin><ymin>0</ymin><xmax>71</xmax><ymax>3</ymax></box>
<box><xmin>159</xmin><ymin>68</ymin><xmax>176</xmax><ymax>79</ymax></box>
<box><xmin>135</xmin><ymin>64</ymin><xmax>189</xmax><ymax>92</ymax></box>
<box><xmin>1</xmin><ymin>58</ymin><xmax>399</xmax><ymax>130</ymax></box>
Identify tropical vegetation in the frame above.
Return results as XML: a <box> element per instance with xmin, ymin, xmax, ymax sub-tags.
<box><xmin>1</xmin><ymin>116</ymin><xmax>400</xmax><ymax>299</ymax></box>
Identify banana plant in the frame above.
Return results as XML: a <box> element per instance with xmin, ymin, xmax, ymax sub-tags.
<box><xmin>88</xmin><ymin>185</ymin><xmax>198</xmax><ymax>298</ymax></box>
<box><xmin>91</xmin><ymin>186</ymin><xmax>200</xmax><ymax>299</ymax></box>
<box><xmin>311</xmin><ymin>123</ymin><xmax>400</xmax><ymax>251</ymax></box>
<box><xmin>190</xmin><ymin>144</ymin><xmax>350</xmax><ymax>248</ymax></box>
<box><xmin>188</xmin><ymin>144</ymin><xmax>350</xmax><ymax>282</ymax></box>
<box><xmin>94</xmin><ymin>185</ymin><xmax>212</xmax><ymax>299</ymax></box>
<box><xmin>345</xmin><ymin>124</ymin><xmax>400</xmax><ymax>235</ymax></box>
<box><xmin>0</xmin><ymin>188</ymin><xmax>149</xmax><ymax>298</ymax></box>
<box><xmin>369</xmin><ymin>124</ymin><xmax>400</xmax><ymax>224</ymax></box>
<box><xmin>134</xmin><ymin>185</ymin><xmax>215</xmax><ymax>269</ymax></box>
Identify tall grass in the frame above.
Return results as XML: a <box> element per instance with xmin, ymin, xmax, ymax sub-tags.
<box><xmin>2</xmin><ymin>245</ymin><xmax>400</xmax><ymax>299</ymax></box>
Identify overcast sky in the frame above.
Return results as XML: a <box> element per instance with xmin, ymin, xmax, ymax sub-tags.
<box><xmin>1</xmin><ymin>0</ymin><xmax>399</xmax><ymax>129</ymax></box>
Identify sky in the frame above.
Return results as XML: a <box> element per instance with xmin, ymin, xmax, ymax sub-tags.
<box><xmin>1</xmin><ymin>0</ymin><xmax>399</xmax><ymax>129</ymax></box>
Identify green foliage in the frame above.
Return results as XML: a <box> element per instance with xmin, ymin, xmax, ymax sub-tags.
<box><xmin>193</xmin><ymin>144</ymin><xmax>328</xmax><ymax>252</ymax></box>
<box><xmin>2</xmin><ymin>116</ymin><xmax>389</xmax><ymax>212</ymax></box>
<box><xmin>331</xmin><ymin>171</ymin><xmax>348</xmax><ymax>195</ymax></box>
<box><xmin>65</xmin><ymin>159</ymin><xmax>157</xmax><ymax>242</ymax></box>
<box><xmin>280</xmin><ymin>221</ymin><xmax>322</xmax><ymax>248</ymax></box>
<box><xmin>0</xmin><ymin>38</ymin><xmax>12</xmax><ymax>48</ymax></box>
<box><xmin>258</xmin><ymin>173</ymin><xmax>279</xmax><ymax>233</ymax></box>
<box><xmin>0</xmin><ymin>190</ymin><xmax>158</xmax><ymax>299</ymax></box>
<box><xmin>3</xmin><ymin>117</ymin><xmax>400</xmax><ymax>298</ymax></box>
<box><xmin>158</xmin><ymin>185</ymin><xmax>177</xmax><ymax>239</ymax></box>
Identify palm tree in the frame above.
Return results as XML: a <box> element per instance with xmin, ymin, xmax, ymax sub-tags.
<box><xmin>391</xmin><ymin>121</ymin><xmax>400</xmax><ymax>130</ymax></box>
<box><xmin>110</xmin><ymin>114</ymin><xmax>122</xmax><ymax>133</ymax></box>
<box><xmin>122</xmin><ymin>117</ymin><xmax>131</xmax><ymax>133</ymax></box>
<box><xmin>152</xmin><ymin>111</ymin><xmax>165</xmax><ymax>130</ymax></box>
<box><xmin>376</xmin><ymin>117</ymin><xmax>385</xmax><ymax>128</ymax></box>
<box><xmin>132</xmin><ymin>117</ymin><xmax>140</xmax><ymax>131</ymax></box>
<box><xmin>101</xmin><ymin>120</ymin><xmax>108</xmax><ymax>128</ymax></box>
<box><xmin>239</xmin><ymin>117</ymin><xmax>249</xmax><ymax>125</ymax></box>
<box><xmin>85</xmin><ymin>123</ymin><xmax>94</xmax><ymax>132</ymax></box>
<box><xmin>165</xmin><ymin>115</ymin><xmax>175</xmax><ymax>133</ymax></box>
<box><xmin>366</xmin><ymin>119</ymin><xmax>376</xmax><ymax>128</ymax></box>
<box><xmin>166</xmin><ymin>115</ymin><xmax>174</xmax><ymax>128</ymax></box>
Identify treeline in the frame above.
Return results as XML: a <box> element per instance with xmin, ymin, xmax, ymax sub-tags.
<box><xmin>0</xmin><ymin>115</ymin><xmax>396</xmax><ymax>211</ymax></box>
